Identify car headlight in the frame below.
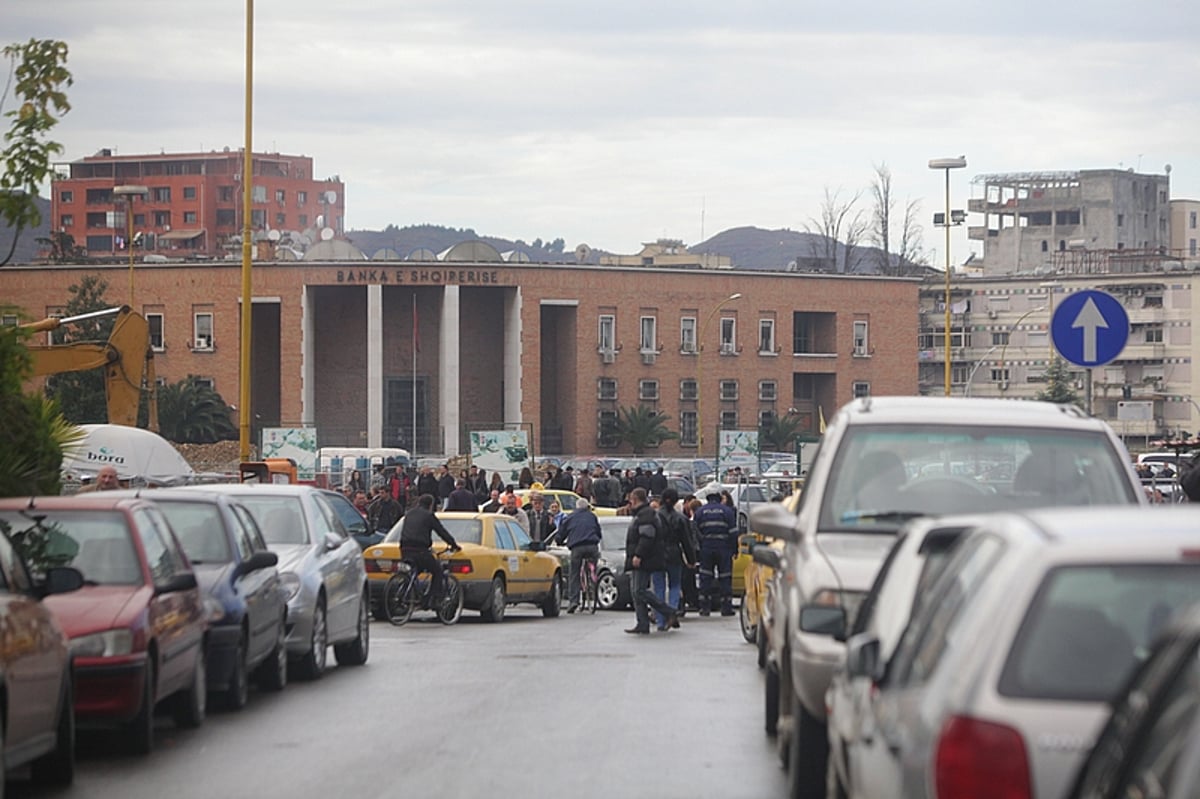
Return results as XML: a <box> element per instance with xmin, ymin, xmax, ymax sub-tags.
<box><xmin>203</xmin><ymin>595</ymin><xmax>227</xmax><ymax>624</ymax></box>
<box><xmin>70</xmin><ymin>629</ymin><xmax>134</xmax><ymax>658</ymax></box>
<box><xmin>280</xmin><ymin>571</ymin><xmax>302</xmax><ymax>603</ymax></box>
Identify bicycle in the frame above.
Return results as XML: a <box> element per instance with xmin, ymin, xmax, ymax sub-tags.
<box><xmin>577</xmin><ymin>555</ymin><xmax>600</xmax><ymax>614</ymax></box>
<box><xmin>382</xmin><ymin>548</ymin><xmax>464</xmax><ymax>626</ymax></box>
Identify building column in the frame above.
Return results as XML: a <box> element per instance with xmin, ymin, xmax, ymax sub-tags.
<box><xmin>440</xmin><ymin>285</ymin><xmax>461</xmax><ymax>454</ymax></box>
<box><xmin>367</xmin><ymin>284</ymin><xmax>383</xmax><ymax>448</ymax></box>
<box><xmin>301</xmin><ymin>285</ymin><xmax>315</xmax><ymax>426</ymax></box>
<box><xmin>503</xmin><ymin>287</ymin><xmax>523</xmax><ymax>425</ymax></box>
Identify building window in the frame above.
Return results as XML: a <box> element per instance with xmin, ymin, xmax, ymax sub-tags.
<box><xmin>1117</xmin><ymin>213</ymin><xmax>1124</xmax><ymax>227</ymax></box>
<box><xmin>133</xmin><ymin>213</ymin><xmax>145</xmax><ymax>226</ymax></box>
<box><xmin>275</xmin><ymin>189</ymin><xmax>286</xmax><ymax>204</ymax></box>
<box><xmin>193</xmin><ymin>377</ymin><xmax>214</xmax><ymax>390</ymax></box>
<box><xmin>759</xmin><ymin>319</ymin><xmax>775</xmax><ymax>353</ymax></box>
<box><xmin>59</xmin><ymin>190</ymin><xmax>73</xmax><ymax>203</ymax></box>
<box><xmin>640</xmin><ymin>316</ymin><xmax>657</xmax><ymax>353</ymax></box>
<box><xmin>598</xmin><ymin>411</ymin><xmax>618</xmax><ymax>448</ymax></box>
<box><xmin>680</xmin><ymin>316</ymin><xmax>696</xmax><ymax>353</ymax></box>
<box><xmin>680</xmin><ymin>379</ymin><xmax>697</xmax><ymax>401</ymax></box>
<box><xmin>990</xmin><ymin>367</ymin><xmax>1010</xmax><ymax>383</ymax></box>
<box><xmin>759</xmin><ymin>380</ymin><xmax>777</xmax><ymax>401</ymax></box>
<box><xmin>951</xmin><ymin>364</ymin><xmax>971</xmax><ymax>385</ymax></box>
<box><xmin>720</xmin><ymin>317</ymin><xmax>736</xmax><ymax>354</ymax></box>
<box><xmin>151</xmin><ymin>187</ymin><xmax>170</xmax><ymax>202</ymax></box>
<box><xmin>299</xmin><ymin>214</ymin><xmax>308</xmax><ymax>227</ymax></box>
<box><xmin>853</xmin><ymin>320</ymin><xmax>869</xmax><ymax>356</ymax></box>
<box><xmin>154</xmin><ymin>210</ymin><xmax>170</xmax><ymax>227</ymax></box>
<box><xmin>639</xmin><ymin>379</ymin><xmax>659</xmax><ymax>401</ymax></box>
<box><xmin>275</xmin><ymin>212</ymin><xmax>286</xmax><ymax>227</ymax></box>
<box><xmin>147</xmin><ymin>313</ymin><xmax>164</xmax><ymax>350</ymax></box>
<box><xmin>758</xmin><ymin>409</ymin><xmax>776</xmax><ymax>431</ymax></box>
<box><xmin>852</xmin><ymin>381</ymin><xmax>870</xmax><ymax>398</ymax></box>
<box><xmin>183</xmin><ymin>211</ymin><xmax>197</xmax><ymax>224</ymax></box>
<box><xmin>720</xmin><ymin>380</ymin><xmax>738</xmax><ymax>401</ymax></box>
<box><xmin>183</xmin><ymin>186</ymin><xmax>196</xmax><ymax>200</ymax></box>
<box><xmin>1</xmin><ymin>314</ymin><xmax>18</xmax><ymax>326</ymax></box>
<box><xmin>598</xmin><ymin>314</ymin><xmax>615</xmax><ymax>352</ymax></box>
<box><xmin>193</xmin><ymin>312</ymin><xmax>214</xmax><ymax>350</ymax></box>
<box><xmin>298</xmin><ymin>190</ymin><xmax>308</xmax><ymax>206</ymax></box>
<box><xmin>679</xmin><ymin>411</ymin><xmax>697</xmax><ymax>446</ymax></box>
<box><xmin>218</xmin><ymin>185</ymin><xmax>234</xmax><ymax>202</ymax></box>
<box><xmin>216</xmin><ymin>209</ymin><xmax>236</xmax><ymax>226</ymax></box>
<box><xmin>1191</xmin><ymin>239</ymin><xmax>1197</xmax><ymax>256</ymax></box>
<box><xmin>250</xmin><ymin>185</ymin><xmax>265</xmax><ymax>203</ymax></box>
<box><xmin>597</xmin><ymin>378</ymin><xmax>617</xmax><ymax>401</ymax></box>
<box><xmin>1144</xmin><ymin>295</ymin><xmax>1163</xmax><ymax>309</ymax></box>
<box><xmin>60</xmin><ymin>214</ymin><xmax>73</xmax><ymax>228</ymax></box>
<box><xmin>1144</xmin><ymin>325</ymin><xmax>1164</xmax><ymax>343</ymax></box>
<box><xmin>251</xmin><ymin>209</ymin><xmax>266</xmax><ymax>228</ymax></box>
<box><xmin>720</xmin><ymin>411</ymin><xmax>738</xmax><ymax>431</ymax></box>
<box><xmin>992</xmin><ymin>331</ymin><xmax>1010</xmax><ymax>346</ymax></box>
<box><xmin>794</xmin><ymin>314</ymin><xmax>812</xmax><ymax>353</ymax></box>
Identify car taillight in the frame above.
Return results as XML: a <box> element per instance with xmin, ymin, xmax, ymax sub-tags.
<box><xmin>449</xmin><ymin>560</ymin><xmax>473</xmax><ymax>575</ymax></box>
<box><xmin>934</xmin><ymin>715</ymin><xmax>1031</xmax><ymax>799</ymax></box>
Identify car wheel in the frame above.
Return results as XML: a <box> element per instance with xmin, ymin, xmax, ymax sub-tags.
<box><xmin>756</xmin><ymin>621</ymin><xmax>768</xmax><ymax>669</ymax></box>
<box><xmin>788</xmin><ymin>695</ymin><xmax>829</xmax><ymax>799</ymax></box>
<box><xmin>765</xmin><ymin>660</ymin><xmax>780</xmax><ymax>737</ymax></box>
<box><xmin>172</xmin><ymin>648</ymin><xmax>207</xmax><ymax>729</ymax></box>
<box><xmin>596</xmin><ymin>571</ymin><xmax>619</xmax><ymax>610</ymax></box>
<box><xmin>482</xmin><ymin>575</ymin><xmax>506</xmax><ymax>622</ymax></box>
<box><xmin>127</xmin><ymin>662</ymin><xmax>156</xmax><ymax>754</ymax></box>
<box><xmin>541</xmin><ymin>572</ymin><xmax>562</xmax><ymax>617</ymax></box>
<box><xmin>223</xmin><ymin>635</ymin><xmax>250</xmax><ymax>711</ymax></box>
<box><xmin>740</xmin><ymin>596</ymin><xmax>757</xmax><ymax>643</ymax></box>
<box><xmin>334</xmin><ymin>591</ymin><xmax>370</xmax><ymax>666</ymax></box>
<box><xmin>255</xmin><ymin>622</ymin><xmax>288</xmax><ymax>692</ymax></box>
<box><xmin>295</xmin><ymin>598</ymin><xmax>328</xmax><ymax>680</ymax></box>
<box><xmin>31</xmin><ymin>673</ymin><xmax>74</xmax><ymax>786</ymax></box>
<box><xmin>437</xmin><ymin>577</ymin><xmax>464</xmax><ymax>625</ymax></box>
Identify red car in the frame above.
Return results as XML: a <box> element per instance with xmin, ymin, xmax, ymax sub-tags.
<box><xmin>0</xmin><ymin>496</ymin><xmax>208</xmax><ymax>754</ymax></box>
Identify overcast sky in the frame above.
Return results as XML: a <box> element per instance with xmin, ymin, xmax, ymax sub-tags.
<box><xmin>8</xmin><ymin>1</ymin><xmax>1198</xmax><ymax>258</ymax></box>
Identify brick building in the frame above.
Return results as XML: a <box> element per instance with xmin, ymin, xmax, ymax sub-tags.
<box><xmin>49</xmin><ymin>149</ymin><xmax>346</xmax><ymax>259</ymax></box>
<box><xmin>3</xmin><ymin>250</ymin><xmax>918</xmax><ymax>457</ymax></box>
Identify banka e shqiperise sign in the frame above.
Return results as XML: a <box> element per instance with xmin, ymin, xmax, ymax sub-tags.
<box><xmin>331</xmin><ymin>268</ymin><xmax>506</xmax><ymax>285</ymax></box>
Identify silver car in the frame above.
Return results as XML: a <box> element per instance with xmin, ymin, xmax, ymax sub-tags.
<box><xmin>845</xmin><ymin>506</ymin><xmax>1200</xmax><ymax>799</ymax></box>
<box><xmin>186</xmin><ymin>485</ymin><xmax>369</xmax><ymax>679</ymax></box>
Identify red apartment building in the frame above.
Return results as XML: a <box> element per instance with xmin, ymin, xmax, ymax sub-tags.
<box><xmin>50</xmin><ymin>149</ymin><xmax>346</xmax><ymax>258</ymax></box>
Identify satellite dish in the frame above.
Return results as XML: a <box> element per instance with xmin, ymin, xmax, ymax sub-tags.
<box><xmin>320</xmin><ymin>227</ymin><xmax>334</xmax><ymax>241</ymax></box>
<box><xmin>267</xmin><ymin>229</ymin><xmax>281</xmax><ymax>242</ymax></box>
<box><xmin>575</xmin><ymin>243</ymin><xmax>591</xmax><ymax>262</ymax></box>
<box><xmin>324</xmin><ymin>190</ymin><xmax>338</xmax><ymax>204</ymax></box>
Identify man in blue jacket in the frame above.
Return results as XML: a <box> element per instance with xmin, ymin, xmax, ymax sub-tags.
<box><xmin>548</xmin><ymin>498</ymin><xmax>603</xmax><ymax>613</ymax></box>
<box><xmin>694</xmin><ymin>492</ymin><xmax>737</xmax><ymax>616</ymax></box>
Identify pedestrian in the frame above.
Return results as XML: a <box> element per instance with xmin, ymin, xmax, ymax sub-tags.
<box><xmin>591</xmin><ymin>466</ymin><xmax>618</xmax><ymax>508</ymax></box>
<box><xmin>623</xmin><ymin>487</ymin><xmax>680</xmax><ymax>634</ymax></box>
<box><xmin>679</xmin><ymin>497</ymin><xmax>703</xmax><ymax>612</ymax></box>
<box><xmin>498</xmin><ymin>492</ymin><xmax>530</xmax><ymax>533</ymax></box>
<box><xmin>78</xmin><ymin>464</ymin><xmax>121</xmax><ymax>492</ymax></box>
<box><xmin>524</xmin><ymin>491</ymin><xmax>557</xmax><ymax>543</ymax></box>
<box><xmin>547</xmin><ymin>498</ymin><xmax>603</xmax><ymax>613</ymax></box>
<box><xmin>694</xmin><ymin>492</ymin><xmax>738</xmax><ymax>616</ymax></box>
<box><xmin>555</xmin><ymin>466</ymin><xmax>575</xmax><ymax>490</ymax></box>
<box><xmin>481</xmin><ymin>489</ymin><xmax>502</xmax><ymax>513</ymax></box>
<box><xmin>368</xmin><ymin>485</ymin><xmax>403</xmax><ymax>537</ymax></box>
<box><xmin>436</xmin><ymin>465</ymin><xmax>455</xmax><ymax>508</ymax></box>
<box><xmin>654</xmin><ymin>488</ymin><xmax>696</xmax><ymax>628</ymax></box>
<box><xmin>417</xmin><ymin>466</ymin><xmax>438</xmax><ymax>501</ymax></box>
<box><xmin>518</xmin><ymin>466</ymin><xmax>535</xmax><ymax>489</ymax></box>
<box><xmin>573</xmin><ymin>467</ymin><xmax>593</xmax><ymax>500</ymax></box>
<box><xmin>370</xmin><ymin>464</ymin><xmax>387</xmax><ymax>492</ymax></box>
<box><xmin>489</xmin><ymin>471</ymin><xmax>505</xmax><ymax>496</ymax></box>
<box><xmin>648</xmin><ymin>466</ymin><xmax>668</xmax><ymax>498</ymax></box>
<box><xmin>445</xmin><ymin>478</ymin><xmax>479</xmax><ymax>511</ymax></box>
<box><xmin>398</xmin><ymin>494</ymin><xmax>461</xmax><ymax>604</ymax></box>
<box><xmin>349</xmin><ymin>469</ymin><xmax>365</xmax><ymax>494</ymax></box>
<box><xmin>469</xmin><ymin>465</ymin><xmax>489</xmax><ymax>504</ymax></box>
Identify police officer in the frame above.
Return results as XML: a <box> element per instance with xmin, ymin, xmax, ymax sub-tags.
<box><xmin>694</xmin><ymin>491</ymin><xmax>737</xmax><ymax>616</ymax></box>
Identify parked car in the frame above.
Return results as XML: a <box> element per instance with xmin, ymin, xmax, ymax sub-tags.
<box><xmin>592</xmin><ymin>515</ymin><xmax>634</xmax><ymax>610</ymax></box>
<box><xmin>365</xmin><ymin>512</ymin><xmax>562</xmax><ymax>621</ymax></box>
<box><xmin>839</xmin><ymin>506</ymin><xmax>1200</xmax><ymax>799</ymax></box>
<box><xmin>188</xmin><ymin>485</ymin><xmax>370</xmax><ymax>679</ymax></box>
<box><xmin>0</xmin><ymin>516</ymin><xmax>84</xmax><ymax>788</ymax></box>
<box><xmin>119</xmin><ymin>489</ymin><xmax>288</xmax><ymax>709</ymax></box>
<box><xmin>1066</xmin><ymin>602</ymin><xmax>1200</xmax><ymax>799</ymax></box>
<box><xmin>510</xmin><ymin>488</ymin><xmax>618</xmax><ymax>517</ymax></box>
<box><xmin>750</xmin><ymin>396</ymin><xmax>1148</xmax><ymax>797</ymax></box>
<box><xmin>0</xmin><ymin>495</ymin><xmax>208</xmax><ymax>754</ymax></box>
<box><xmin>739</xmin><ymin>490</ymin><xmax>801</xmax><ymax>658</ymax></box>
<box><xmin>662</xmin><ymin>458</ymin><xmax>714</xmax><ymax>485</ymax></box>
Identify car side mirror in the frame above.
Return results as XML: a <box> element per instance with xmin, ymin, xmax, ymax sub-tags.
<box><xmin>156</xmin><ymin>571</ymin><xmax>198</xmax><ymax>595</ymax></box>
<box><xmin>528</xmin><ymin>540</ymin><xmax>546</xmax><ymax>552</ymax></box>
<box><xmin>799</xmin><ymin>604</ymin><xmax>847</xmax><ymax>639</ymax></box>
<box><xmin>324</xmin><ymin>532</ymin><xmax>344</xmax><ymax>550</ymax></box>
<box><xmin>845</xmin><ymin>633</ymin><xmax>884</xmax><ymax>681</ymax></box>
<box><xmin>235</xmin><ymin>549</ymin><xmax>278</xmax><ymax>577</ymax></box>
<box><xmin>752</xmin><ymin>546</ymin><xmax>782</xmax><ymax>570</ymax></box>
<box><xmin>39</xmin><ymin>566</ymin><xmax>85</xmax><ymax>598</ymax></box>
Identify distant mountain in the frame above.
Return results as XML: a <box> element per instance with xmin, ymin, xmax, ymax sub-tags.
<box><xmin>691</xmin><ymin>226</ymin><xmax>913</xmax><ymax>274</ymax></box>
<box><xmin>344</xmin><ymin>224</ymin><xmax>601</xmax><ymax>264</ymax></box>
<box><xmin>0</xmin><ymin>196</ymin><xmax>51</xmax><ymax>265</ymax></box>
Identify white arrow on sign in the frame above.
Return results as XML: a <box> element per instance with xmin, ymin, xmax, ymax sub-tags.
<box><xmin>1072</xmin><ymin>297</ymin><xmax>1109</xmax><ymax>362</ymax></box>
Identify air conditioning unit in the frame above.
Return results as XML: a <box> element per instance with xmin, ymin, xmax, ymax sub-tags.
<box><xmin>720</xmin><ymin>343</ymin><xmax>736</xmax><ymax>355</ymax></box>
<box><xmin>601</xmin><ymin>351</ymin><xmax>615</xmax><ymax>364</ymax></box>
<box><xmin>642</xmin><ymin>352</ymin><xmax>657</xmax><ymax>365</ymax></box>
<box><xmin>195</xmin><ymin>337</ymin><xmax>210</xmax><ymax>350</ymax></box>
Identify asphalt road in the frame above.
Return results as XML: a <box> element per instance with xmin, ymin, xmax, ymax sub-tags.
<box><xmin>12</xmin><ymin>605</ymin><xmax>787</xmax><ymax>799</ymax></box>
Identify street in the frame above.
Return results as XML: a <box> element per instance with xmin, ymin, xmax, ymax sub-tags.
<box><xmin>12</xmin><ymin>606</ymin><xmax>786</xmax><ymax>799</ymax></box>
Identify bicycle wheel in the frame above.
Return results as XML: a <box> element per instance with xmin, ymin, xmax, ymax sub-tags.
<box><xmin>383</xmin><ymin>571</ymin><xmax>416</xmax><ymax>627</ymax></box>
<box><xmin>438</xmin><ymin>576</ymin><xmax>464</xmax><ymax>625</ymax></box>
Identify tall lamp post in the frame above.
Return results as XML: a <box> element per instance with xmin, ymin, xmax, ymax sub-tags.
<box><xmin>697</xmin><ymin>292</ymin><xmax>742</xmax><ymax>461</ymax></box>
<box><xmin>113</xmin><ymin>185</ymin><xmax>148</xmax><ymax>304</ymax></box>
<box><xmin>929</xmin><ymin>156</ymin><xmax>967</xmax><ymax>395</ymax></box>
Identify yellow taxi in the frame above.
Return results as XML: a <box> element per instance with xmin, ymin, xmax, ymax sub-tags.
<box><xmin>738</xmin><ymin>490</ymin><xmax>801</xmax><ymax>662</ymax></box>
<box><xmin>513</xmin><ymin>487</ymin><xmax>618</xmax><ymax>517</ymax></box>
<box><xmin>364</xmin><ymin>512</ymin><xmax>563</xmax><ymax>622</ymax></box>
<box><xmin>731</xmin><ymin>478</ymin><xmax>804</xmax><ymax>598</ymax></box>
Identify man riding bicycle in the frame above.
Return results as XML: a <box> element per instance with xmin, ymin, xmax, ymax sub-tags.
<box><xmin>546</xmin><ymin>498</ymin><xmax>603</xmax><ymax>613</ymax></box>
<box><xmin>398</xmin><ymin>494</ymin><xmax>461</xmax><ymax>604</ymax></box>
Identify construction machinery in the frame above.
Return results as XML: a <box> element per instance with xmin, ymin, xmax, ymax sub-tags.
<box><xmin>22</xmin><ymin>306</ymin><xmax>158</xmax><ymax>429</ymax></box>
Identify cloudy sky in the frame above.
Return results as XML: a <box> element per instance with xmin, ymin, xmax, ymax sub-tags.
<box><xmin>8</xmin><ymin>1</ymin><xmax>1198</xmax><ymax>258</ymax></box>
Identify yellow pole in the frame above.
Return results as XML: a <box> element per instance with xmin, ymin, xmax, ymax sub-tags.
<box><xmin>943</xmin><ymin>167</ymin><xmax>952</xmax><ymax>396</ymax></box>
<box><xmin>238</xmin><ymin>0</ymin><xmax>254</xmax><ymax>462</ymax></box>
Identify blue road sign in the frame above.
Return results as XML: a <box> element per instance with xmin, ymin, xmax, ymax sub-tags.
<box><xmin>1051</xmin><ymin>289</ymin><xmax>1129</xmax><ymax>368</ymax></box>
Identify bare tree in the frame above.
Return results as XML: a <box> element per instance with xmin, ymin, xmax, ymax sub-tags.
<box><xmin>869</xmin><ymin>163</ymin><xmax>894</xmax><ymax>273</ymax></box>
<box><xmin>804</xmin><ymin>186</ymin><xmax>862</xmax><ymax>273</ymax></box>
<box><xmin>842</xmin><ymin>209</ymin><xmax>868</xmax><ymax>274</ymax></box>
<box><xmin>897</xmin><ymin>197</ymin><xmax>926</xmax><ymax>274</ymax></box>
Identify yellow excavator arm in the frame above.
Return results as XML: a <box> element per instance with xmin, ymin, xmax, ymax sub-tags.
<box><xmin>23</xmin><ymin>306</ymin><xmax>158</xmax><ymax>429</ymax></box>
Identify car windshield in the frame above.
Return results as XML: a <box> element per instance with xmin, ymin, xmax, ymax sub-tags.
<box><xmin>235</xmin><ymin>496</ymin><xmax>308</xmax><ymax>545</ymax></box>
<box><xmin>999</xmin><ymin>564</ymin><xmax>1200</xmax><ymax>702</ymax></box>
<box><xmin>156</xmin><ymin>501</ymin><xmax>233</xmax><ymax>564</ymax></box>
<box><xmin>384</xmin><ymin>517</ymin><xmax>482</xmax><ymax>546</ymax></box>
<box><xmin>0</xmin><ymin>510</ymin><xmax>142</xmax><ymax>585</ymax></box>
<box><xmin>820</xmin><ymin>425</ymin><xmax>1138</xmax><ymax>533</ymax></box>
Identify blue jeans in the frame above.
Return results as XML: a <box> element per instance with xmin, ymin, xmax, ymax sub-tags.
<box><xmin>632</xmin><ymin>569</ymin><xmax>677</xmax><ymax>631</ymax></box>
<box><xmin>653</xmin><ymin>561</ymin><xmax>684</xmax><ymax>627</ymax></box>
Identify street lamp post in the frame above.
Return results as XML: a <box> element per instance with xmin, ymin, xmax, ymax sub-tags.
<box><xmin>929</xmin><ymin>156</ymin><xmax>967</xmax><ymax>395</ymax></box>
<box><xmin>113</xmin><ymin>185</ymin><xmax>148</xmax><ymax>304</ymax></box>
<box><xmin>998</xmin><ymin>305</ymin><xmax>1049</xmax><ymax>394</ymax></box>
<box><xmin>697</xmin><ymin>292</ymin><xmax>742</xmax><ymax>461</ymax></box>
<box><xmin>963</xmin><ymin>345</ymin><xmax>1000</xmax><ymax>397</ymax></box>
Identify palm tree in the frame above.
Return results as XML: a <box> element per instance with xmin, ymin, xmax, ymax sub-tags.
<box><xmin>760</xmin><ymin>413</ymin><xmax>806</xmax><ymax>452</ymax></box>
<box><xmin>157</xmin><ymin>377</ymin><xmax>237</xmax><ymax>444</ymax></box>
<box><xmin>610</xmin><ymin>404</ymin><xmax>678</xmax><ymax>455</ymax></box>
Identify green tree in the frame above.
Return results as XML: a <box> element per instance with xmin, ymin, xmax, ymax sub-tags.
<box><xmin>44</xmin><ymin>274</ymin><xmax>111</xmax><ymax>423</ymax></box>
<box><xmin>0</xmin><ymin>311</ymin><xmax>82</xmax><ymax>496</ymax></box>
<box><xmin>1036</xmin><ymin>356</ymin><xmax>1081</xmax><ymax>406</ymax></box>
<box><xmin>610</xmin><ymin>404</ymin><xmax>678</xmax><ymax>454</ymax></box>
<box><xmin>760</xmin><ymin>413</ymin><xmax>805</xmax><ymax>452</ymax></box>
<box><xmin>1</xmin><ymin>39</ymin><xmax>72</xmax><ymax>266</ymax></box>
<box><xmin>157</xmin><ymin>377</ymin><xmax>236</xmax><ymax>444</ymax></box>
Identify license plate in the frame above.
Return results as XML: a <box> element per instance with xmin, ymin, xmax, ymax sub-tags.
<box><xmin>375</xmin><ymin>559</ymin><xmax>392</xmax><ymax>572</ymax></box>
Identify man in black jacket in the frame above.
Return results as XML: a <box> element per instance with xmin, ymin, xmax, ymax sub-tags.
<box><xmin>399</xmin><ymin>494</ymin><xmax>461</xmax><ymax>603</ymax></box>
<box><xmin>654</xmin><ymin>488</ymin><xmax>695</xmax><ymax>627</ymax></box>
<box><xmin>623</xmin><ymin>487</ymin><xmax>679</xmax><ymax>634</ymax></box>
